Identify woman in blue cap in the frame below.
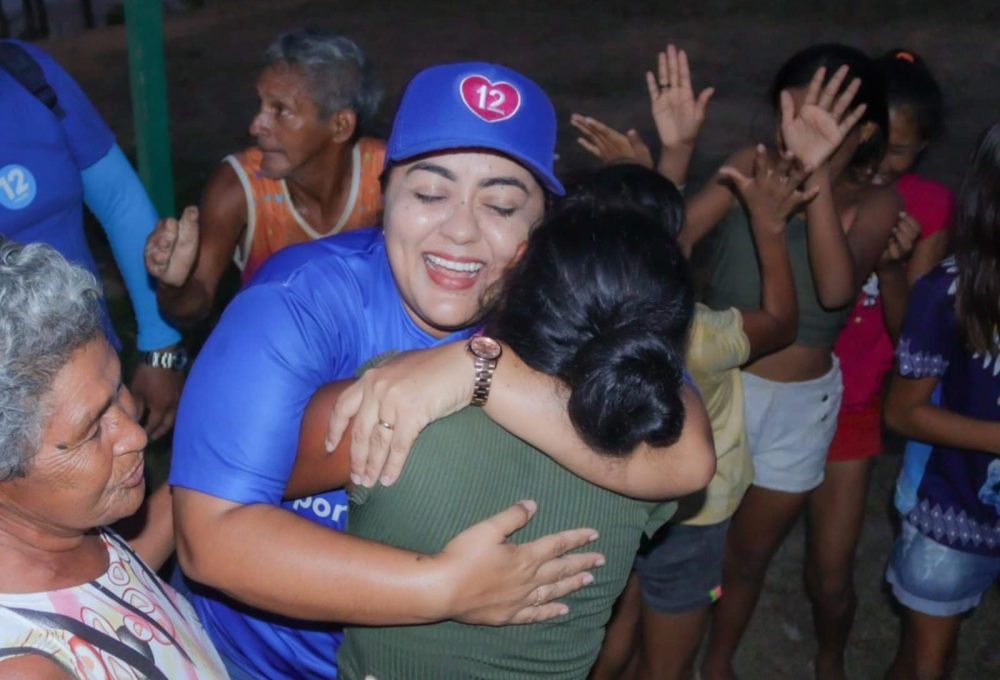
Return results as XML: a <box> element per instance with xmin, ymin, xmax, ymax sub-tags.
<box><xmin>169</xmin><ymin>61</ymin><xmax>715</xmax><ymax>680</ymax></box>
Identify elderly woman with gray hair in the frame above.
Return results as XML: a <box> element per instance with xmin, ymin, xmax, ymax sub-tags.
<box><xmin>144</xmin><ymin>27</ymin><xmax>387</xmax><ymax>324</ymax></box>
<box><xmin>0</xmin><ymin>240</ymin><xmax>228</xmax><ymax>679</ymax></box>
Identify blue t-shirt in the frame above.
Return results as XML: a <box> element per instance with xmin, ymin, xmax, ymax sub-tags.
<box><xmin>0</xmin><ymin>41</ymin><xmax>118</xmax><ymax>339</ymax></box>
<box><xmin>894</xmin><ymin>257</ymin><xmax>1000</xmax><ymax>556</ymax></box>
<box><xmin>169</xmin><ymin>228</ymin><xmax>475</xmax><ymax>679</ymax></box>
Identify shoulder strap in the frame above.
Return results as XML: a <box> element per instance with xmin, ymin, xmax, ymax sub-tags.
<box><xmin>0</xmin><ymin>41</ymin><xmax>65</xmax><ymax>119</ymax></box>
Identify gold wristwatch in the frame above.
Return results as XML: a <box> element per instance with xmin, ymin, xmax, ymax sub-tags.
<box><xmin>467</xmin><ymin>336</ymin><xmax>502</xmax><ymax>407</ymax></box>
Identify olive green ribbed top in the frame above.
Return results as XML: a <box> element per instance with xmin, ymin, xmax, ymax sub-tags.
<box><xmin>705</xmin><ymin>207</ymin><xmax>851</xmax><ymax>348</ymax></box>
<box><xmin>338</xmin><ymin>407</ymin><xmax>675</xmax><ymax>680</ymax></box>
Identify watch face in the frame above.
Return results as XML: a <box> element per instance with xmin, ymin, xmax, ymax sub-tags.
<box><xmin>469</xmin><ymin>335</ymin><xmax>502</xmax><ymax>360</ymax></box>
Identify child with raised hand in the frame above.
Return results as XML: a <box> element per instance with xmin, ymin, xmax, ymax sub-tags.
<box><xmin>882</xmin><ymin>120</ymin><xmax>1000</xmax><ymax>680</ymax></box>
<box><xmin>813</xmin><ymin>47</ymin><xmax>952</xmax><ymax>680</ymax></box>
<box><xmin>571</xmin><ymin>44</ymin><xmax>713</xmax><ymax>191</ymax></box>
<box><xmin>577</xmin><ymin>45</ymin><xmax>899</xmax><ymax>680</ymax></box>
<box><xmin>697</xmin><ymin>45</ymin><xmax>899</xmax><ymax>680</ymax></box>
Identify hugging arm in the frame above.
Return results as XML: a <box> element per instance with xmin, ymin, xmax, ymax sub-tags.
<box><xmin>327</xmin><ymin>342</ymin><xmax>716</xmax><ymax>501</ymax></box>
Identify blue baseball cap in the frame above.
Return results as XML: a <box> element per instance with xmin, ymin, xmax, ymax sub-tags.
<box><xmin>386</xmin><ymin>62</ymin><xmax>564</xmax><ymax>195</ymax></box>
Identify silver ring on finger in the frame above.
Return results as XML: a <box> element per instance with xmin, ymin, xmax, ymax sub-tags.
<box><xmin>378</xmin><ymin>419</ymin><xmax>395</xmax><ymax>431</ymax></box>
<box><xmin>533</xmin><ymin>587</ymin><xmax>544</xmax><ymax>607</ymax></box>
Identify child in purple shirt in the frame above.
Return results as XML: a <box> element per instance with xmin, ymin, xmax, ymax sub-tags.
<box><xmin>883</xmin><ymin>120</ymin><xmax>1000</xmax><ymax>679</ymax></box>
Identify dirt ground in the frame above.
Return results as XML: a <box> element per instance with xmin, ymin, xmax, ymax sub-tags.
<box><xmin>37</xmin><ymin>1</ymin><xmax>1000</xmax><ymax>677</ymax></box>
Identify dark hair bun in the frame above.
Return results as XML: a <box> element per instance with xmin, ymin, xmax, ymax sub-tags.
<box><xmin>565</xmin><ymin>316</ymin><xmax>686</xmax><ymax>454</ymax></box>
<box><xmin>486</xmin><ymin>194</ymin><xmax>693</xmax><ymax>457</ymax></box>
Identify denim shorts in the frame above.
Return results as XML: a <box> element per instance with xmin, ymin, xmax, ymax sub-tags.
<box><xmin>632</xmin><ymin>520</ymin><xmax>729</xmax><ymax>614</ymax></box>
<box><xmin>886</xmin><ymin>519</ymin><xmax>1000</xmax><ymax>617</ymax></box>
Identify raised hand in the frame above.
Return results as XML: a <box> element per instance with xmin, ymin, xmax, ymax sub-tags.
<box><xmin>718</xmin><ymin>145</ymin><xmax>819</xmax><ymax>231</ymax></box>
<box><xmin>645</xmin><ymin>44</ymin><xmax>714</xmax><ymax>150</ymax></box>
<box><xmin>145</xmin><ymin>205</ymin><xmax>200</xmax><ymax>287</ymax></box>
<box><xmin>570</xmin><ymin>114</ymin><xmax>654</xmax><ymax>168</ymax></box>
<box><xmin>779</xmin><ymin>65</ymin><xmax>867</xmax><ymax>170</ymax></box>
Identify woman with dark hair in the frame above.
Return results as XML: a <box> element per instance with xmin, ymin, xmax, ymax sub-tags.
<box><xmin>290</xmin><ymin>195</ymin><xmax>697</xmax><ymax>678</ymax></box>
<box><xmin>563</xmin><ymin>150</ymin><xmax>814</xmax><ymax>680</ymax></box>
<box><xmin>883</xmin><ymin>121</ymin><xmax>1000</xmax><ymax>680</ymax></box>
<box><xmin>659</xmin><ymin>44</ymin><xmax>901</xmax><ymax>680</ymax></box>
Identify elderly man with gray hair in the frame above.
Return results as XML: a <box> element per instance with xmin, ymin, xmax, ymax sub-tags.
<box><xmin>145</xmin><ymin>28</ymin><xmax>386</xmax><ymax>324</ymax></box>
<box><xmin>0</xmin><ymin>239</ymin><xmax>229</xmax><ymax>679</ymax></box>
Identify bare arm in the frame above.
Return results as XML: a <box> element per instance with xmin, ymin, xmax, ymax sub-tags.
<box><xmin>907</xmin><ymin>229</ymin><xmax>951</xmax><ymax>286</ymax></box>
<box><xmin>181</xmin><ymin>383</ymin><xmax>603</xmax><ymax>626</ymax></box>
<box><xmin>173</xmin><ymin>484</ymin><xmax>602</xmax><ymax>626</ymax></box>
<box><xmin>111</xmin><ymin>483</ymin><xmax>174</xmax><ymax>570</ymax></box>
<box><xmin>485</xmin><ymin>350</ymin><xmax>717</xmax><ymax>500</ymax></box>
<box><xmin>678</xmin><ymin>147</ymin><xmax>752</xmax><ymax>254</ymax></box>
<box><xmin>0</xmin><ymin>656</ymin><xmax>74</xmax><ymax>680</ymax></box>
<box><xmin>327</xmin><ymin>341</ymin><xmax>716</xmax><ymax>501</ymax></box>
<box><xmin>285</xmin><ymin>381</ymin><xmax>354</xmax><ymax>499</ymax></box>
<box><xmin>877</xmin><ymin>211</ymin><xmax>924</xmax><ymax>342</ymax></box>
<box><xmin>879</xmin><ymin>226</ymin><xmax>950</xmax><ymax>342</ymax></box>
<box><xmin>884</xmin><ymin>373</ymin><xmax>1000</xmax><ymax>455</ymax></box>
<box><xmin>155</xmin><ymin>164</ymin><xmax>247</xmax><ymax>325</ymax></box>
<box><xmin>717</xmin><ymin>146</ymin><xmax>817</xmax><ymax>362</ymax></box>
<box><xmin>800</xmin><ymin>167</ymin><xmax>856</xmax><ymax>308</ymax></box>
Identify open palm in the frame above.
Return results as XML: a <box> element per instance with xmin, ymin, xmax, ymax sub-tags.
<box><xmin>646</xmin><ymin>44</ymin><xmax>714</xmax><ymax>149</ymax></box>
<box><xmin>781</xmin><ymin>103</ymin><xmax>848</xmax><ymax>169</ymax></box>
<box><xmin>779</xmin><ymin>65</ymin><xmax>867</xmax><ymax>169</ymax></box>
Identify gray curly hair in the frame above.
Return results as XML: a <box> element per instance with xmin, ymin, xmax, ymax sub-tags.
<box><xmin>265</xmin><ymin>28</ymin><xmax>383</xmax><ymax>129</ymax></box>
<box><xmin>0</xmin><ymin>240</ymin><xmax>104</xmax><ymax>481</ymax></box>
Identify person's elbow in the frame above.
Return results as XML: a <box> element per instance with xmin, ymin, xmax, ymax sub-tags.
<box><xmin>675</xmin><ymin>436</ymin><xmax>717</xmax><ymax>497</ymax></box>
<box><xmin>817</xmin><ymin>281</ymin><xmax>854</xmax><ymax>311</ymax></box>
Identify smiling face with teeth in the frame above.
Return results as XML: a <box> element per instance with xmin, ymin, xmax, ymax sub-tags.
<box><xmin>382</xmin><ymin>151</ymin><xmax>546</xmax><ymax>336</ymax></box>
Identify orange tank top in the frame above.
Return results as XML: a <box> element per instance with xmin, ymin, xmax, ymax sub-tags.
<box><xmin>225</xmin><ymin>137</ymin><xmax>386</xmax><ymax>282</ymax></box>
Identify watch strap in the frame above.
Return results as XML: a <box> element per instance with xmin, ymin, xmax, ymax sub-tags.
<box><xmin>470</xmin><ymin>354</ymin><xmax>497</xmax><ymax>407</ymax></box>
<box><xmin>141</xmin><ymin>348</ymin><xmax>188</xmax><ymax>371</ymax></box>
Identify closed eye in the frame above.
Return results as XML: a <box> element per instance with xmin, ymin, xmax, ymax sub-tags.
<box><xmin>488</xmin><ymin>205</ymin><xmax>516</xmax><ymax>217</ymax></box>
<box><xmin>415</xmin><ymin>193</ymin><xmax>446</xmax><ymax>204</ymax></box>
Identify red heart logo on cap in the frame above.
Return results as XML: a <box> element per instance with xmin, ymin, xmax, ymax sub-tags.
<box><xmin>459</xmin><ymin>75</ymin><xmax>522</xmax><ymax>123</ymax></box>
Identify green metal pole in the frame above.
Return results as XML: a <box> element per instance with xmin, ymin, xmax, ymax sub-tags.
<box><xmin>124</xmin><ymin>0</ymin><xmax>175</xmax><ymax>216</ymax></box>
